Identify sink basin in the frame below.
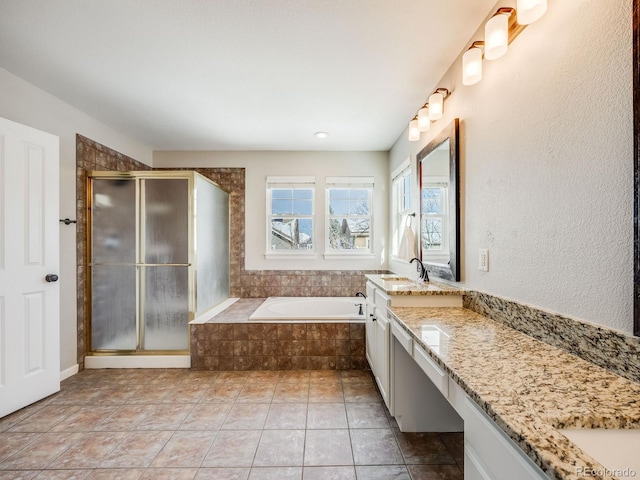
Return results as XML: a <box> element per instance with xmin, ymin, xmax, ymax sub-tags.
<box><xmin>379</xmin><ymin>275</ymin><xmax>412</xmax><ymax>281</ymax></box>
<box><xmin>559</xmin><ymin>428</ymin><xmax>640</xmax><ymax>474</ymax></box>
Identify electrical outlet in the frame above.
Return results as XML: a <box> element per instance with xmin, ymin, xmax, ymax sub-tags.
<box><xmin>479</xmin><ymin>248</ymin><xmax>489</xmax><ymax>272</ymax></box>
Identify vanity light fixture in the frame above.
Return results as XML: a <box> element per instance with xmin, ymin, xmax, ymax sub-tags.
<box><xmin>517</xmin><ymin>0</ymin><xmax>547</xmax><ymax>25</ymax></box>
<box><xmin>407</xmin><ymin>88</ymin><xmax>449</xmax><ymax>142</ymax></box>
<box><xmin>417</xmin><ymin>105</ymin><xmax>431</xmax><ymax>132</ymax></box>
<box><xmin>462</xmin><ymin>4</ymin><xmax>545</xmax><ymax>86</ymax></box>
<box><xmin>462</xmin><ymin>41</ymin><xmax>484</xmax><ymax>86</ymax></box>
<box><xmin>314</xmin><ymin>131</ymin><xmax>329</xmax><ymax>139</ymax></box>
<box><xmin>484</xmin><ymin>12</ymin><xmax>509</xmax><ymax>60</ymax></box>
<box><xmin>408</xmin><ymin>116</ymin><xmax>420</xmax><ymax>142</ymax></box>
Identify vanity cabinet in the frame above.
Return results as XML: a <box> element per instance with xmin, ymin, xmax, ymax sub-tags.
<box><xmin>365</xmin><ymin>282</ymin><xmax>391</xmax><ymax>407</ymax></box>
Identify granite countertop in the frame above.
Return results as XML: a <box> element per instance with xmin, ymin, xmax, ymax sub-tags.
<box><xmin>365</xmin><ymin>274</ymin><xmax>465</xmax><ymax>296</ymax></box>
<box><xmin>388</xmin><ymin>306</ymin><xmax>640</xmax><ymax>480</ymax></box>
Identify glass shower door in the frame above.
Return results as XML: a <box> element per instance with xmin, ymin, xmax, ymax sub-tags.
<box><xmin>91</xmin><ymin>179</ymin><xmax>138</xmax><ymax>350</ymax></box>
<box><xmin>141</xmin><ymin>178</ymin><xmax>190</xmax><ymax>351</ymax></box>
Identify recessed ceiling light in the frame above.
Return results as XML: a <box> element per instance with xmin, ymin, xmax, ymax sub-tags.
<box><xmin>314</xmin><ymin>131</ymin><xmax>329</xmax><ymax>139</ymax></box>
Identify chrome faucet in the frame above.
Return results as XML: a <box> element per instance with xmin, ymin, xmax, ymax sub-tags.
<box><xmin>410</xmin><ymin>257</ymin><xmax>430</xmax><ymax>282</ymax></box>
<box><xmin>354</xmin><ymin>291</ymin><xmax>366</xmax><ymax>315</ymax></box>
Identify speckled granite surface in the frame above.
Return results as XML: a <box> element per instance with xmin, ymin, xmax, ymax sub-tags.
<box><xmin>388</xmin><ymin>306</ymin><xmax>640</xmax><ymax>480</ymax></box>
<box><xmin>365</xmin><ymin>274</ymin><xmax>465</xmax><ymax>296</ymax></box>
<box><xmin>464</xmin><ymin>291</ymin><xmax>640</xmax><ymax>385</ymax></box>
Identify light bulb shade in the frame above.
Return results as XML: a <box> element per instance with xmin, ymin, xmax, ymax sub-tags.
<box><xmin>516</xmin><ymin>0</ymin><xmax>547</xmax><ymax>24</ymax></box>
<box><xmin>417</xmin><ymin>107</ymin><xmax>430</xmax><ymax>132</ymax></box>
<box><xmin>462</xmin><ymin>47</ymin><xmax>483</xmax><ymax>86</ymax></box>
<box><xmin>485</xmin><ymin>13</ymin><xmax>509</xmax><ymax>60</ymax></box>
<box><xmin>428</xmin><ymin>92</ymin><xmax>443</xmax><ymax>121</ymax></box>
<box><xmin>408</xmin><ymin>119</ymin><xmax>420</xmax><ymax>142</ymax></box>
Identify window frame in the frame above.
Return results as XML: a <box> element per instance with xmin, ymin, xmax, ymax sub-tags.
<box><xmin>265</xmin><ymin>176</ymin><xmax>316</xmax><ymax>258</ymax></box>
<box><xmin>324</xmin><ymin>176</ymin><xmax>374</xmax><ymax>258</ymax></box>
<box><xmin>420</xmin><ymin>177</ymin><xmax>449</xmax><ymax>259</ymax></box>
<box><xmin>391</xmin><ymin>160</ymin><xmax>412</xmax><ymax>258</ymax></box>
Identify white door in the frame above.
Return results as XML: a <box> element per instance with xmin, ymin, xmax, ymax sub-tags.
<box><xmin>0</xmin><ymin>117</ymin><xmax>60</xmax><ymax>418</ymax></box>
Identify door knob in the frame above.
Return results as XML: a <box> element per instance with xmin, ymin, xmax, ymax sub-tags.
<box><xmin>45</xmin><ymin>274</ymin><xmax>59</xmax><ymax>283</ymax></box>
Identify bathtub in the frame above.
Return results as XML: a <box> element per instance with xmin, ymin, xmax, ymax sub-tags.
<box><xmin>249</xmin><ymin>297</ymin><xmax>365</xmax><ymax>323</ymax></box>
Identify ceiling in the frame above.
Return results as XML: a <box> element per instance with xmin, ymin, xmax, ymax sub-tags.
<box><xmin>0</xmin><ymin>1</ymin><xmax>497</xmax><ymax>151</ymax></box>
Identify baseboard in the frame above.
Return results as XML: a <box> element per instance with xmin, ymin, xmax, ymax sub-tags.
<box><xmin>60</xmin><ymin>364</ymin><xmax>79</xmax><ymax>381</ymax></box>
<box><xmin>84</xmin><ymin>355</ymin><xmax>191</xmax><ymax>369</ymax></box>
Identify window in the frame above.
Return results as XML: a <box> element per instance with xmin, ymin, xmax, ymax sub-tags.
<box><xmin>421</xmin><ymin>182</ymin><xmax>448</xmax><ymax>254</ymax></box>
<box><xmin>267</xmin><ymin>177</ymin><xmax>315</xmax><ymax>253</ymax></box>
<box><xmin>326</xmin><ymin>177</ymin><xmax>373</xmax><ymax>253</ymax></box>
<box><xmin>391</xmin><ymin>162</ymin><xmax>412</xmax><ymax>256</ymax></box>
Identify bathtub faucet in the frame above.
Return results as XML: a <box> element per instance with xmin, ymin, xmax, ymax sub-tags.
<box><xmin>354</xmin><ymin>291</ymin><xmax>366</xmax><ymax>315</ymax></box>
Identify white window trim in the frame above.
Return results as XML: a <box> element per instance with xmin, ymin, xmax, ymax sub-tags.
<box><xmin>421</xmin><ymin>179</ymin><xmax>449</xmax><ymax>259</ymax></box>
<box><xmin>325</xmin><ymin>177</ymin><xmax>374</xmax><ymax>256</ymax></box>
<box><xmin>266</xmin><ymin>176</ymin><xmax>317</xmax><ymax>258</ymax></box>
<box><xmin>391</xmin><ymin>159</ymin><xmax>413</xmax><ymax>260</ymax></box>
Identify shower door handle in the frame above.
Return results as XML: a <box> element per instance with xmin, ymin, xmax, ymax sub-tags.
<box><xmin>45</xmin><ymin>274</ymin><xmax>59</xmax><ymax>283</ymax></box>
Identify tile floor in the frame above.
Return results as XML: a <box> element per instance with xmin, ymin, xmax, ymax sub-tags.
<box><xmin>0</xmin><ymin>369</ymin><xmax>463</xmax><ymax>480</ymax></box>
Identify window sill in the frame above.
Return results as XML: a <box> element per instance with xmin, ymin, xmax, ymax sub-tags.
<box><xmin>264</xmin><ymin>252</ymin><xmax>318</xmax><ymax>260</ymax></box>
<box><xmin>323</xmin><ymin>253</ymin><xmax>376</xmax><ymax>260</ymax></box>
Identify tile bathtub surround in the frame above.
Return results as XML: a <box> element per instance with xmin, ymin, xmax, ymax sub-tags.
<box><xmin>0</xmin><ymin>369</ymin><xmax>463</xmax><ymax>480</ymax></box>
<box><xmin>191</xmin><ymin>300</ymin><xmax>367</xmax><ymax>370</ymax></box>
<box><xmin>464</xmin><ymin>290</ymin><xmax>640</xmax><ymax>384</ymax></box>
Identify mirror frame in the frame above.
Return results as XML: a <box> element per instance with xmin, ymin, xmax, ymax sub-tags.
<box><xmin>634</xmin><ymin>0</ymin><xmax>639</xmax><ymax>335</ymax></box>
<box><xmin>417</xmin><ymin>118</ymin><xmax>460</xmax><ymax>281</ymax></box>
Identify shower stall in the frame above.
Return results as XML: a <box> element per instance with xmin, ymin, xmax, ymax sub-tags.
<box><xmin>88</xmin><ymin>171</ymin><xmax>229</xmax><ymax>355</ymax></box>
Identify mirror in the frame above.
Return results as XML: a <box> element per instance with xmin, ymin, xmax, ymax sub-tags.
<box><xmin>634</xmin><ymin>0</ymin><xmax>639</xmax><ymax>336</ymax></box>
<box><xmin>418</xmin><ymin>118</ymin><xmax>460</xmax><ymax>281</ymax></box>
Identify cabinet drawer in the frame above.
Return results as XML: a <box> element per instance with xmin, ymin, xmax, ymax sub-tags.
<box><xmin>374</xmin><ymin>290</ymin><xmax>389</xmax><ymax>317</ymax></box>
<box><xmin>391</xmin><ymin>320</ymin><xmax>413</xmax><ymax>355</ymax></box>
<box><xmin>413</xmin><ymin>344</ymin><xmax>448</xmax><ymax>397</ymax></box>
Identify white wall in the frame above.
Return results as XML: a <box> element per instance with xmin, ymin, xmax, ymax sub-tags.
<box><xmin>0</xmin><ymin>67</ymin><xmax>154</xmax><ymax>372</ymax></box>
<box><xmin>154</xmin><ymin>151</ymin><xmax>389</xmax><ymax>271</ymax></box>
<box><xmin>389</xmin><ymin>0</ymin><xmax>634</xmax><ymax>333</ymax></box>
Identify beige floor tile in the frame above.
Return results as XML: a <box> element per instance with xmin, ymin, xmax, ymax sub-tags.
<box><xmin>303</xmin><ymin>430</ymin><xmax>353</xmax><ymax>466</ymax></box>
<box><xmin>86</xmin><ymin>469</ymin><xmax>145</xmax><ymax>480</ymax></box>
<box><xmin>342</xmin><ymin>383</ymin><xmax>381</xmax><ymax>403</ymax></box>
<box><xmin>345</xmin><ymin>403</ymin><xmax>389</xmax><ymax>429</ymax></box>
<box><xmin>136</xmin><ymin>404</ymin><xmax>194</xmax><ymax>431</ymax></box>
<box><xmin>139</xmin><ymin>468</ymin><xmax>198</xmax><ymax>480</ymax></box>
<box><xmin>200</xmin><ymin>384</ymin><xmax>243</xmax><ymax>403</ymax></box>
<box><xmin>302</xmin><ymin>466</ymin><xmax>356</xmax><ymax>480</ymax></box>
<box><xmin>179</xmin><ymin>403</ymin><xmax>232</xmax><ymax>431</ymax></box>
<box><xmin>151</xmin><ymin>431</ymin><xmax>217</xmax><ymax>468</ymax></box>
<box><xmin>194</xmin><ymin>468</ymin><xmax>249</xmax><ymax>480</ymax></box>
<box><xmin>307</xmin><ymin>383</ymin><xmax>344</xmax><ymax>403</ymax></box>
<box><xmin>0</xmin><ymin>432</ymin><xmax>41</xmax><ymax>463</ymax></box>
<box><xmin>264</xmin><ymin>404</ymin><xmax>307</xmax><ymax>430</ymax></box>
<box><xmin>306</xmin><ymin>403</ymin><xmax>347</xmax><ymax>429</ymax></box>
<box><xmin>50</xmin><ymin>406</ymin><xmax>118</xmax><ymax>432</ymax></box>
<box><xmin>222</xmin><ymin>404</ymin><xmax>269</xmax><ymax>430</ymax></box>
<box><xmin>253</xmin><ymin>430</ymin><xmax>305</xmax><ymax>467</ymax></box>
<box><xmin>94</xmin><ymin>405</ymin><xmax>156</xmax><ymax>432</ymax></box>
<box><xmin>98</xmin><ymin>431</ymin><xmax>172</xmax><ymax>468</ymax></box>
<box><xmin>350</xmin><ymin>429</ymin><xmax>404</xmax><ymax>465</ymax></box>
<box><xmin>0</xmin><ymin>471</ymin><xmax>40</xmax><ymax>480</ymax></box>
<box><xmin>33</xmin><ymin>470</ymin><xmax>92</xmax><ymax>479</ymax></box>
<box><xmin>354</xmin><ymin>465</ymin><xmax>410</xmax><ymax>479</ymax></box>
<box><xmin>248</xmin><ymin>467</ymin><xmax>302</xmax><ymax>479</ymax></box>
<box><xmin>48</xmin><ymin>432</ymin><xmax>128</xmax><ymax>469</ymax></box>
<box><xmin>272</xmin><ymin>383</ymin><xmax>309</xmax><ymax>403</ymax></box>
<box><xmin>201</xmin><ymin>430</ymin><xmax>261</xmax><ymax>467</ymax></box>
<box><xmin>8</xmin><ymin>405</ymin><xmax>80</xmax><ymax>433</ymax></box>
<box><xmin>0</xmin><ymin>432</ymin><xmax>83</xmax><ymax>469</ymax></box>
<box><xmin>236</xmin><ymin>383</ymin><xmax>276</xmax><ymax>403</ymax></box>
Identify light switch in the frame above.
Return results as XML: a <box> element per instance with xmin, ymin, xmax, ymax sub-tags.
<box><xmin>479</xmin><ymin>248</ymin><xmax>489</xmax><ymax>272</ymax></box>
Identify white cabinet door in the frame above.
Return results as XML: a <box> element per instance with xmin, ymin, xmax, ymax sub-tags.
<box><xmin>374</xmin><ymin>313</ymin><xmax>390</xmax><ymax>406</ymax></box>
<box><xmin>0</xmin><ymin>117</ymin><xmax>60</xmax><ymax>418</ymax></box>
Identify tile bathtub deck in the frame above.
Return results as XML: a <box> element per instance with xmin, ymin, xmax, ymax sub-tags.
<box><xmin>0</xmin><ymin>369</ymin><xmax>463</xmax><ymax>480</ymax></box>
